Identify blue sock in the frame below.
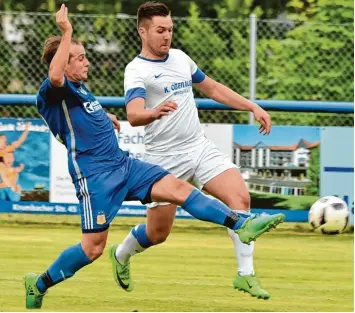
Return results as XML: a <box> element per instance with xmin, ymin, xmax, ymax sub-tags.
<box><xmin>36</xmin><ymin>243</ymin><xmax>92</xmax><ymax>293</ymax></box>
<box><xmin>131</xmin><ymin>223</ymin><xmax>154</xmax><ymax>248</ymax></box>
<box><xmin>182</xmin><ymin>189</ymin><xmax>248</xmax><ymax>230</ymax></box>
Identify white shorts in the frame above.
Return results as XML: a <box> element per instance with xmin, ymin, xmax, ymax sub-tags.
<box><xmin>144</xmin><ymin>137</ymin><xmax>237</xmax><ymax>208</ymax></box>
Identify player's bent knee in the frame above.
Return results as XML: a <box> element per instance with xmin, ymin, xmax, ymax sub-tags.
<box><xmin>84</xmin><ymin>244</ymin><xmax>105</xmax><ymax>261</ymax></box>
<box><xmin>149</xmin><ymin>230</ymin><xmax>169</xmax><ymax>245</ymax></box>
<box><xmin>165</xmin><ymin>179</ymin><xmax>195</xmax><ymax>205</ymax></box>
<box><xmin>81</xmin><ymin>236</ymin><xmax>107</xmax><ymax>261</ymax></box>
<box><xmin>174</xmin><ymin>179</ymin><xmax>194</xmax><ymax>199</ymax></box>
<box><xmin>225</xmin><ymin>189</ymin><xmax>251</xmax><ymax>211</ymax></box>
<box><xmin>152</xmin><ymin>175</ymin><xmax>194</xmax><ymax>205</ymax></box>
<box><xmin>147</xmin><ymin>224</ymin><xmax>172</xmax><ymax>245</ymax></box>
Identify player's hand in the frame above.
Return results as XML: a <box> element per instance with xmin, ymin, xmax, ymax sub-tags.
<box><xmin>253</xmin><ymin>107</ymin><xmax>271</xmax><ymax>135</ymax></box>
<box><xmin>25</xmin><ymin>122</ymin><xmax>31</xmax><ymax>131</ymax></box>
<box><xmin>107</xmin><ymin>113</ymin><xmax>121</xmax><ymax>132</ymax></box>
<box><xmin>153</xmin><ymin>101</ymin><xmax>177</xmax><ymax>120</ymax></box>
<box><xmin>56</xmin><ymin>4</ymin><xmax>73</xmax><ymax>34</ymax></box>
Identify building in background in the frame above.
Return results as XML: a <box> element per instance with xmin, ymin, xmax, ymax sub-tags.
<box><xmin>233</xmin><ymin>139</ymin><xmax>320</xmax><ymax>196</ymax></box>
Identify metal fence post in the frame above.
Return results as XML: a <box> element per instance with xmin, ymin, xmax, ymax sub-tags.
<box><xmin>249</xmin><ymin>13</ymin><xmax>257</xmax><ymax>125</ymax></box>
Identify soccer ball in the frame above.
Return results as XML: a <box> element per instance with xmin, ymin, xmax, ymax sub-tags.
<box><xmin>309</xmin><ymin>196</ymin><xmax>350</xmax><ymax>235</ymax></box>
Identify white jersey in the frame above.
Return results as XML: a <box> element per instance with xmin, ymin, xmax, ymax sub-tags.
<box><xmin>124</xmin><ymin>49</ymin><xmax>206</xmax><ymax>155</ymax></box>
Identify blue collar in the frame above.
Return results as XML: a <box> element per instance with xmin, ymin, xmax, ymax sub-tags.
<box><xmin>137</xmin><ymin>54</ymin><xmax>169</xmax><ymax>63</ymax></box>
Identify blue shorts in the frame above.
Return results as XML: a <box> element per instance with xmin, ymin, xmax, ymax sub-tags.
<box><xmin>73</xmin><ymin>157</ymin><xmax>169</xmax><ymax>233</ymax></box>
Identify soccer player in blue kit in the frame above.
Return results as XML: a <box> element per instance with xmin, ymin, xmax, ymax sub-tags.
<box><xmin>24</xmin><ymin>5</ymin><xmax>285</xmax><ymax>309</ymax></box>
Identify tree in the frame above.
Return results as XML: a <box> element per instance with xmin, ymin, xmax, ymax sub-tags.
<box><xmin>214</xmin><ymin>0</ymin><xmax>290</xmax><ymax>19</ymax></box>
<box><xmin>306</xmin><ymin>146</ymin><xmax>320</xmax><ymax>196</ymax></box>
<box><xmin>256</xmin><ymin>0</ymin><xmax>354</xmax><ymax>101</ymax></box>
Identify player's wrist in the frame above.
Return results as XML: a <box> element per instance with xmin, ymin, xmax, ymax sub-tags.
<box><xmin>150</xmin><ymin>109</ymin><xmax>158</xmax><ymax>121</ymax></box>
<box><xmin>251</xmin><ymin>104</ymin><xmax>262</xmax><ymax>114</ymax></box>
<box><xmin>61</xmin><ymin>29</ymin><xmax>73</xmax><ymax>37</ymax></box>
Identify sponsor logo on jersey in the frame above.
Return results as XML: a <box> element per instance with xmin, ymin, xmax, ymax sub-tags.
<box><xmin>83</xmin><ymin>100</ymin><xmax>102</xmax><ymax>113</ymax></box>
<box><xmin>164</xmin><ymin>80</ymin><xmax>192</xmax><ymax>93</ymax></box>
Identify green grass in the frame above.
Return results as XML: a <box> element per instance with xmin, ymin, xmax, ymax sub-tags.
<box><xmin>0</xmin><ymin>215</ymin><xmax>353</xmax><ymax>312</ymax></box>
<box><xmin>276</xmin><ymin>194</ymin><xmax>318</xmax><ymax>209</ymax></box>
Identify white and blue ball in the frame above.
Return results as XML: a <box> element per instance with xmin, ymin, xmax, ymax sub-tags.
<box><xmin>309</xmin><ymin>196</ymin><xmax>349</xmax><ymax>235</ymax></box>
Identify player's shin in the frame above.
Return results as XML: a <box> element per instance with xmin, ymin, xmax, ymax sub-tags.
<box><xmin>115</xmin><ymin>223</ymin><xmax>152</xmax><ymax>264</ymax></box>
<box><xmin>228</xmin><ymin>228</ymin><xmax>255</xmax><ymax>276</ymax></box>
<box><xmin>181</xmin><ymin>189</ymin><xmax>247</xmax><ymax>230</ymax></box>
<box><xmin>109</xmin><ymin>224</ymin><xmax>153</xmax><ymax>292</ymax></box>
<box><xmin>36</xmin><ymin>243</ymin><xmax>92</xmax><ymax>293</ymax></box>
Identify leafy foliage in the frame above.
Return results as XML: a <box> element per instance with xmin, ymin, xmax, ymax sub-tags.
<box><xmin>306</xmin><ymin>146</ymin><xmax>320</xmax><ymax>196</ymax></box>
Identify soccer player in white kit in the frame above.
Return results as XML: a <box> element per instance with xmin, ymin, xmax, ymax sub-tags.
<box><xmin>116</xmin><ymin>1</ymin><xmax>274</xmax><ymax>299</ymax></box>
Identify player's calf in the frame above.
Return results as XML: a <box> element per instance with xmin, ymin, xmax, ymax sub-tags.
<box><xmin>146</xmin><ymin>204</ymin><xmax>176</xmax><ymax>244</ymax></box>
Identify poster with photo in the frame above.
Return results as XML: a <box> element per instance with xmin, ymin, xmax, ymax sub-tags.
<box><xmin>233</xmin><ymin>125</ymin><xmax>321</xmax><ymax>210</ymax></box>
<box><xmin>0</xmin><ymin>118</ymin><xmax>50</xmax><ymax>202</ymax></box>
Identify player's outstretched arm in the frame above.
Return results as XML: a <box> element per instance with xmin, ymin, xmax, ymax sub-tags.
<box><xmin>195</xmin><ymin>76</ymin><xmax>271</xmax><ymax>135</ymax></box>
<box><xmin>126</xmin><ymin>98</ymin><xmax>177</xmax><ymax>127</ymax></box>
<box><xmin>49</xmin><ymin>4</ymin><xmax>73</xmax><ymax>87</ymax></box>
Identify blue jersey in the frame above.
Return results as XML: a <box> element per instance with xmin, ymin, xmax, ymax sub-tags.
<box><xmin>36</xmin><ymin>77</ymin><xmax>126</xmax><ymax>181</ymax></box>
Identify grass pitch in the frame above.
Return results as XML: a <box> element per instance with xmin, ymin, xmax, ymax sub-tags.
<box><xmin>0</xmin><ymin>215</ymin><xmax>353</xmax><ymax>312</ymax></box>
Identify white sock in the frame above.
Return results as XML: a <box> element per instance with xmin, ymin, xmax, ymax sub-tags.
<box><xmin>115</xmin><ymin>231</ymin><xmax>146</xmax><ymax>264</ymax></box>
<box><xmin>228</xmin><ymin>210</ymin><xmax>255</xmax><ymax>276</ymax></box>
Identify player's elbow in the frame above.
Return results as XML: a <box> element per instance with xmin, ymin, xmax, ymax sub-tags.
<box><xmin>127</xmin><ymin>112</ymin><xmax>140</xmax><ymax>127</ymax></box>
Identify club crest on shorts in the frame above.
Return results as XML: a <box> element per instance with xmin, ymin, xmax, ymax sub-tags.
<box><xmin>97</xmin><ymin>212</ymin><xmax>106</xmax><ymax>225</ymax></box>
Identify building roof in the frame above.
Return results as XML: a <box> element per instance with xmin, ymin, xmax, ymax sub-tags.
<box><xmin>306</xmin><ymin>140</ymin><xmax>320</xmax><ymax>148</ymax></box>
<box><xmin>234</xmin><ymin>144</ymin><xmax>254</xmax><ymax>151</ymax></box>
<box><xmin>234</xmin><ymin>139</ymin><xmax>320</xmax><ymax>151</ymax></box>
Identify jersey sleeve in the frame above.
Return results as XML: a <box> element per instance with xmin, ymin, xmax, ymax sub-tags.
<box><xmin>41</xmin><ymin>77</ymin><xmax>68</xmax><ymax>104</ymax></box>
<box><xmin>124</xmin><ymin>65</ymin><xmax>147</xmax><ymax>105</ymax></box>
<box><xmin>183</xmin><ymin>52</ymin><xmax>206</xmax><ymax>84</ymax></box>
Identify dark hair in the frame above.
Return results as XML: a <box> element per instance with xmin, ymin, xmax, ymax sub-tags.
<box><xmin>137</xmin><ymin>1</ymin><xmax>170</xmax><ymax>27</ymax></box>
<box><xmin>41</xmin><ymin>36</ymin><xmax>82</xmax><ymax>66</ymax></box>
